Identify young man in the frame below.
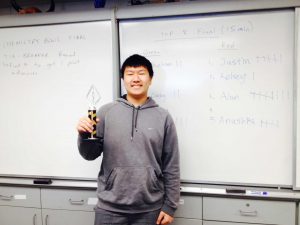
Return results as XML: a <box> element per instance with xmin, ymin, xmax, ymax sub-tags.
<box><xmin>77</xmin><ymin>54</ymin><xmax>180</xmax><ymax>225</ymax></box>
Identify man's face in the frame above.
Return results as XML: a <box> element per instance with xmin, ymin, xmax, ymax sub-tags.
<box><xmin>123</xmin><ymin>66</ymin><xmax>152</xmax><ymax>99</ymax></box>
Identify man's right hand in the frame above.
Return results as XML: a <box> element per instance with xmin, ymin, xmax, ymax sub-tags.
<box><xmin>76</xmin><ymin>117</ymin><xmax>99</xmax><ymax>134</ymax></box>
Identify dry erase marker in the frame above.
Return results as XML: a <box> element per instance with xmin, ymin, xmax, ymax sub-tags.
<box><xmin>247</xmin><ymin>190</ymin><xmax>268</xmax><ymax>196</ymax></box>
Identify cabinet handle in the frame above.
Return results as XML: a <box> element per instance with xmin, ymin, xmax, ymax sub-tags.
<box><xmin>45</xmin><ymin>215</ymin><xmax>49</xmax><ymax>225</ymax></box>
<box><xmin>33</xmin><ymin>214</ymin><xmax>37</xmax><ymax>225</ymax></box>
<box><xmin>69</xmin><ymin>198</ymin><xmax>85</xmax><ymax>205</ymax></box>
<box><xmin>239</xmin><ymin>209</ymin><xmax>258</xmax><ymax>217</ymax></box>
<box><xmin>0</xmin><ymin>194</ymin><xmax>13</xmax><ymax>201</ymax></box>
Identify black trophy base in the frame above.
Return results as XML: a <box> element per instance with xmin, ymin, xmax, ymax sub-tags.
<box><xmin>88</xmin><ymin>137</ymin><xmax>99</xmax><ymax>140</ymax></box>
<box><xmin>82</xmin><ymin>137</ymin><xmax>100</xmax><ymax>142</ymax></box>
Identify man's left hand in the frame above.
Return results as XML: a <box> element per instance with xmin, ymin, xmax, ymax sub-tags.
<box><xmin>156</xmin><ymin>211</ymin><xmax>174</xmax><ymax>225</ymax></box>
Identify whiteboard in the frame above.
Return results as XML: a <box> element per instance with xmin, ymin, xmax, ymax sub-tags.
<box><xmin>0</xmin><ymin>21</ymin><xmax>113</xmax><ymax>179</ymax></box>
<box><xmin>119</xmin><ymin>10</ymin><xmax>294</xmax><ymax>186</ymax></box>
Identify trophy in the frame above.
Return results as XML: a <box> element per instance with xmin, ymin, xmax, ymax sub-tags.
<box><xmin>86</xmin><ymin>85</ymin><xmax>101</xmax><ymax>139</ymax></box>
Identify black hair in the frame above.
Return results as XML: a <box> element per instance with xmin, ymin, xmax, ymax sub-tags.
<box><xmin>120</xmin><ymin>54</ymin><xmax>154</xmax><ymax>79</ymax></box>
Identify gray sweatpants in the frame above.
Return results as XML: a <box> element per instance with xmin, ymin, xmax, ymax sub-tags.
<box><xmin>94</xmin><ymin>208</ymin><xmax>161</xmax><ymax>225</ymax></box>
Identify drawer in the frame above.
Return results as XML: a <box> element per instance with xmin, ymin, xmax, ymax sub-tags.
<box><xmin>175</xmin><ymin>195</ymin><xmax>202</xmax><ymax>219</ymax></box>
<box><xmin>41</xmin><ymin>189</ymin><xmax>97</xmax><ymax>211</ymax></box>
<box><xmin>0</xmin><ymin>186</ymin><xmax>40</xmax><ymax>207</ymax></box>
<box><xmin>203</xmin><ymin>197</ymin><xmax>295</xmax><ymax>225</ymax></box>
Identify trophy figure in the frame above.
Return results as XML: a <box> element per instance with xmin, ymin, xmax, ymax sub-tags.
<box><xmin>86</xmin><ymin>85</ymin><xmax>101</xmax><ymax>139</ymax></box>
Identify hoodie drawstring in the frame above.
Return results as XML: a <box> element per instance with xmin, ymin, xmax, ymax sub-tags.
<box><xmin>131</xmin><ymin>107</ymin><xmax>135</xmax><ymax>140</ymax></box>
<box><xmin>131</xmin><ymin>106</ymin><xmax>140</xmax><ymax>141</ymax></box>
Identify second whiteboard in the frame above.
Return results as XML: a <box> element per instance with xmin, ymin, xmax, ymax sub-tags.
<box><xmin>119</xmin><ymin>10</ymin><xmax>294</xmax><ymax>186</ymax></box>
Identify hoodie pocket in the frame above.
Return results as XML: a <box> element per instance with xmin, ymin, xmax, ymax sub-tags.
<box><xmin>99</xmin><ymin>167</ymin><xmax>164</xmax><ymax>206</ymax></box>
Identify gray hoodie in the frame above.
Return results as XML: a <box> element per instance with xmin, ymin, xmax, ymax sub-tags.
<box><xmin>78</xmin><ymin>97</ymin><xmax>180</xmax><ymax>216</ymax></box>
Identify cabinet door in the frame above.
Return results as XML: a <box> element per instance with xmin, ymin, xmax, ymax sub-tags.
<box><xmin>42</xmin><ymin>209</ymin><xmax>94</xmax><ymax>225</ymax></box>
<box><xmin>0</xmin><ymin>205</ymin><xmax>42</xmax><ymax>225</ymax></box>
